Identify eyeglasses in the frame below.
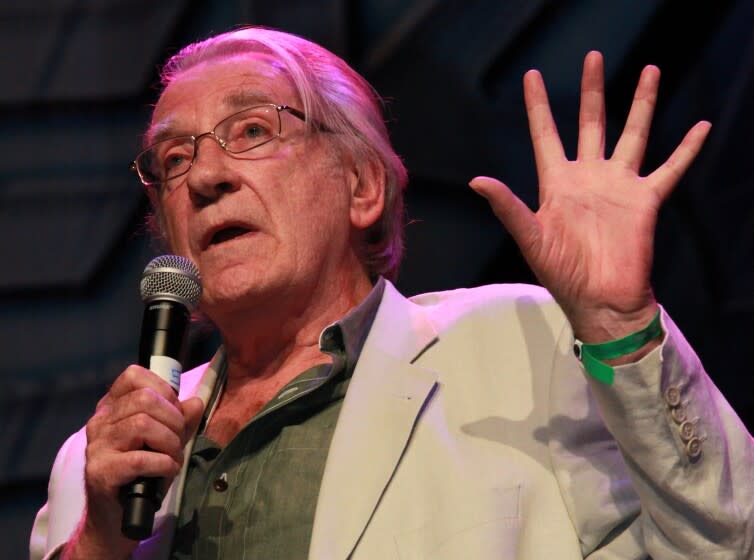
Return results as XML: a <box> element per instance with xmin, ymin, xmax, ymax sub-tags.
<box><xmin>130</xmin><ymin>103</ymin><xmax>306</xmax><ymax>189</ymax></box>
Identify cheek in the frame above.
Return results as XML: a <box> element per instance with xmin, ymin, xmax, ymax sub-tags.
<box><xmin>159</xmin><ymin>202</ymin><xmax>192</xmax><ymax>256</ymax></box>
<box><xmin>291</xmin><ymin>155</ymin><xmax>352</xmax><ymax>219</ymax></box>
<box><xmin>292</xmin><ymin>189</ymin><xmax>353</xmax><ymax>261</ymax></box>
<box><xmin>286</xmin><ymin>178</ymin><xmax>350</xmax><ymax>236</ymax></box>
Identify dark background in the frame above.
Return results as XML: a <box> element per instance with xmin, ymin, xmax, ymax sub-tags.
<box><xmin>2</xmin><ymin>1</ymin><xmax>753</xmax><ymax>558</ymax></box>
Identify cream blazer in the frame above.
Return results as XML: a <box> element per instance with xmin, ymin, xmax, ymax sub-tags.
<box><xmin>30</xmin><ymin>281</ymin><xmax>754</xmax><ymax>559</ymax></box>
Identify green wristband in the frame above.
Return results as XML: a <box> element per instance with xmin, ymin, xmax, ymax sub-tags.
<box><xmin>573</xmin><ymin>309</ymin><xmax>663</xmax><ymax>385</ymax></box>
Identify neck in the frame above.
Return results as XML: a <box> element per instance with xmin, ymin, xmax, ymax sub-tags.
<box><xmin>210</xmin><ymin>267</ymin><xmax>374</xmax><ymax>386</ymax></box>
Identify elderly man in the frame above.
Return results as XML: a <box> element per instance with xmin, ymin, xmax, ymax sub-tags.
<box><xmin>30</xmin><ymin>26</ymin><xmax>753</xmax><ymax>559</ymax></box>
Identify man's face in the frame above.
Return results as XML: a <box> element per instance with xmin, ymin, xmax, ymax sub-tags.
<box><xmin>150</xmin><ymin>54</ymin><xmax>365</xmax><ymax>319</ymax></box>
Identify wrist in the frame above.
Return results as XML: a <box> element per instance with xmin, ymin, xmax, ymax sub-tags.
<box><xmin>61</xmin><ymin>507</ymin><xmax>136</xmax><ymax>560</ymax></box>
<box><xmin>573</xmin><ymin>307</ymin><xmax>664</xmax><ymax>384</ymax></box>
<box><xmin>568</xmin><ymin>301</ymin><xmax>660</xmax><ymax>343</ymax></box>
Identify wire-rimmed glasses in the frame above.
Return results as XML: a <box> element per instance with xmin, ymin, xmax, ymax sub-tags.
<box><xmin>130</xmin><ymin>103</ymin><xmax>306</xmax><ymax>191</ymax></box>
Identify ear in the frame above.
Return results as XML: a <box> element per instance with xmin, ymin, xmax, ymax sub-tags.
<box><xmin>348</xmin><ymin>157</ymin><xmax>385</xmax><ymax>231</ymax></box>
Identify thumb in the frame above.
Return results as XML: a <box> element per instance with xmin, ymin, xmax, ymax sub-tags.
<box><xmin>469</xmin><ymin>176</ymin><xmax>540</xmax><ymax>252</ymax></box>
<box><xmin>180</xmin><ymin>396</ymin><xmax>205</xmax><ymax>441</ymax></box>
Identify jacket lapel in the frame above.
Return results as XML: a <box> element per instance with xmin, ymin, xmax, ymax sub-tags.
<box><xmin>309</xmin><ymin>281</ymin><xmax>439</xmax><ymax>559</ymax></box>
<box><xmin>133</xmin><ymin>282</ymin><xmax>439</xmax><ymax>559</ymax></box>
<box><xmin>131</xmin><ymin>349</ymin><xmax>224</xmax><ymax>559</ymax></box>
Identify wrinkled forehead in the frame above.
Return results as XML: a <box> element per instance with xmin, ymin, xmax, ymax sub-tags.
<box><xmin>146</xmin><ymin>53</ymin><xmax>298</xmax><ymax>145</ymax></box>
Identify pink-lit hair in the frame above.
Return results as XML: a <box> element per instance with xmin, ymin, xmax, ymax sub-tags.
<box><xmin>150</xmin><ymin>25</ymin><xmax>408</xmax><ymax>282</ymax></box>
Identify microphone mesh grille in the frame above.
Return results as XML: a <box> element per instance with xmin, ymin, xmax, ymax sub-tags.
<box><xmin>140</xmin><ymin>254</ymin><xmax>202</xmax><ymax>309</ymax></box>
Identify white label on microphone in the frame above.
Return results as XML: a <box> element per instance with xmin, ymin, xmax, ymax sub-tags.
<box><xmin>149</xmin><ymin>355</ymin><xmax>182</xmax><ymax>393</ymax></box>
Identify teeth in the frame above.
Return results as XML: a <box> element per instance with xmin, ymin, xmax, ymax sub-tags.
<box><xmin>211</xmin><ymin>227</ymin><xmax>249</xmax><ymax>245</ymax></box>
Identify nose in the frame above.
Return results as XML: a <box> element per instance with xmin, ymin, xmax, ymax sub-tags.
<box><xmin>185</xmin><ymin>133</ymin><xmax>241</xmax><ymax>205</ymax></box>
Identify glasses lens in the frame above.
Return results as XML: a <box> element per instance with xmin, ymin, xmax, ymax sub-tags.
<box><xmin>137</xmin><ymin>136</ymin><xmax>195</xmax><ymax>185</ymax></box>
<box><xmin>133</xmin><ymin>105</ymin><xmax>289</xmax><ymax>187</ymax></box>
<box><xmin>217</xmin><ymin>105</ymin><xmax>281</xmax><ymax>154</ymax></box>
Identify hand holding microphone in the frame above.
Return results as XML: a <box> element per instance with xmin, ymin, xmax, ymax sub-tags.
<box><xmin>62</xmin><ymin>256</ymin><xmax>203</xmax><ymax>558</ymax></box>
<box><xmin>119</xmin><ymin>255</ymin><xmax>203</xmax><ymax>540</ymax></box>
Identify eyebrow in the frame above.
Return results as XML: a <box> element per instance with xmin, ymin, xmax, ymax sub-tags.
<box><xmin>223</xmin><ymin>90</ymin><xmax>275</xmax><ymax>110</ymax></box>
<box><xmin>144</xmin><ymin>90</ymin><xmax>277</xmax><ymax>147</ymax></box>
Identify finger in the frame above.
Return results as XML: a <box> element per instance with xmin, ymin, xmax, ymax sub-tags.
<box><xmin>108</xmin><ymin>365</ymin><xmax>180</xmax><ymax>404</ymax></box>
<box><xmin>90</xmin><ymin>412</ymin><xmax>186</xmax><ymax>463</ymax></box>
<box><xmin>469</xmin><ymin>176</ymin><xmax>541</xmax><ymax>257</ymax></box>
<box><xmin>95</xmin><ymin>391</ymin><xmax>111</xmax><ymax>412</ymax></box>
<box><xmin>104</xmin><ymin>387</ymin><xmax>187</xmax><ymax>434</ymax></box>
<box><xmin>577</xmin><ymin>51</ymin><xmax>606</xmax><ymax>161</ymax></box>
<box><xmin>86</xmin><ymin>448</ymin><xmax>182</xmax><ymax>495</ymax></box>
<box><xmin>523</xmin><ymin>69</ymin><xmax>566</xmax><ymax>177</ymax></box>
<box><xmin>647</xmin><ymin>120</ymin><xmax>711</xmax><ymax>201</ymax></box>
<box><xmin>611</xmin><ymin>64</ymin><xmax>660</xmax><ymax>171</ymax></box>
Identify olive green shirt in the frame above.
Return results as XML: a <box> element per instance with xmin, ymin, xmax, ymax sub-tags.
<box><xmin>170</xmin><ymin>278</ymin><xmax>385</xmax><ymax>559</ymax></box>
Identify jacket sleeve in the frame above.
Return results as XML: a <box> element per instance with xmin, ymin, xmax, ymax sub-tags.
<box><xmin>550</xmin><ymin>306</ymin><xmax>754</xmax><ymax>559</ymax></box>
<box><xmin>29</xmin><ymin>428</ymin><xmax>88</xmax><ymax>560</ymax></box>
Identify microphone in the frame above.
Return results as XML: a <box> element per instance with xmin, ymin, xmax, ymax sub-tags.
<box><xmin>120</xmin><ymin>254</ymin><xmax>202</xmax><ymax>541</ymax></box>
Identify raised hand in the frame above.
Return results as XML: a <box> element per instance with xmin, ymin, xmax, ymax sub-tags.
<box><xmin>470</xmin><ymin>50</ymin><xmax>711</xmax><ymax>343</ymax></box>
<box><xmin>62</xmin><ymin>366</ymin><xmax>204</xmax><ymax>559</ymax></box>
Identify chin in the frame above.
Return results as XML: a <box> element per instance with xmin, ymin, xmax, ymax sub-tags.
<box><xmin>200</xmin><ymin>264</ymin><xmax>288</xmax><ymax>313</ymax></box>
<box><xmin>203</xmin><ymin>270</ymin><xmax>259</xmax><ymax>300</ymax></box>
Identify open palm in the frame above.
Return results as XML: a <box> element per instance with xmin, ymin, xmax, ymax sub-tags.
<box><xmin>471</xmin><ymin>51</ymin><xmax>710</xmax><ymax>341</ymax></box>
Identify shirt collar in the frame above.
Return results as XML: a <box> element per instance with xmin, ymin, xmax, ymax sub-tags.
<box><xmin>318</xmin><ymin>276</ymin><xmax>386</xmax><ymax>367</ymax></box>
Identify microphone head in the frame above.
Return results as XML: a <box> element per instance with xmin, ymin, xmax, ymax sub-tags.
<box><xmin>140</xmin><ymin>254</ymin><xmax>202</xmax><ymax>310</ymax></box>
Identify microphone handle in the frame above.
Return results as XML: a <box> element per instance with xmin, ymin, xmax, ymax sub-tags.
<box><xmin>120</xmin><ymin>301</ymin><xmax>190</xmax><ymax>541</ymax></box>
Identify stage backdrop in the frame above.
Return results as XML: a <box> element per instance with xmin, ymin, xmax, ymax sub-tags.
<box><xmin>1</xmin><ymin>1</ymin><xmax>752</xmax><ymax>558</ymax></box>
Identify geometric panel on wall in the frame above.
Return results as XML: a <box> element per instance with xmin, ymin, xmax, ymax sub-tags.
<box><xmin>0</xmin><ymin>0</ymin><xmax>189</xmax><ymax>102</ymax></box>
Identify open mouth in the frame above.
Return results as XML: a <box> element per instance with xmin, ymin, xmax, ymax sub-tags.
<box><xmin>210</xmin><ymin>226</ymin><xmax>253</xmax><ymax>245</ymax></box>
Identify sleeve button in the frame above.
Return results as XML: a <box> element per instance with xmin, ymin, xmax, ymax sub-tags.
<box><xmin>686</xmin><ymin>437</ymin><xmax>702</xmax><ymax>459</ymax></box>
<box><xmin>671</xmin><ymin>406</ymin><xmax>687</xmax><ymax>424</ymax></box>
<box><xmin>679</xmin><ymin>420</ymin><xmax>696</xmax><ymax>442</ymax></box>
<box><xmin>664</xmin><ymin>386</ymin><xmax>682</xmax><ymax>407</ymax></box>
